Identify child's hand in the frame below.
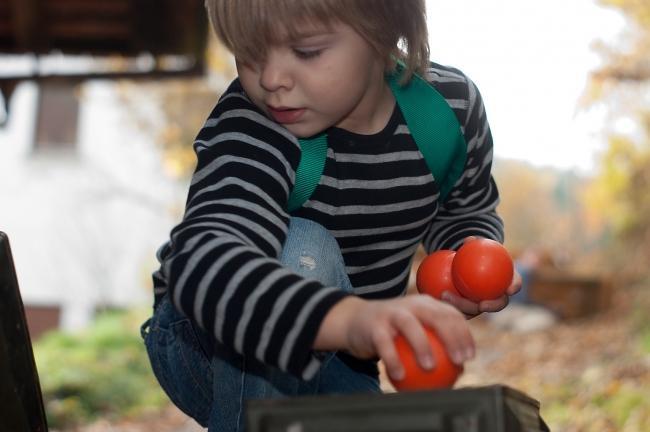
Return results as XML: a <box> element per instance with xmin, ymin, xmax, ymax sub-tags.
<box><xmin>316</xmin><ymin>295</ymin><xmax>475</xmax><ymax>382</ymax></box>
<box><xmin>441</xmin><ymin>268</ymin><xmax>522</xmax><ymax>318</ymax></box>
<box><xmin>438</xmin><ymin>236</ymin><xmax>522</xmax><ymax>318</ymax></box>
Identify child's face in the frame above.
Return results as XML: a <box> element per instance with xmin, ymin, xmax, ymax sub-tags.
<box><xmin>236</xmin><ymin>20</ymin><xmax>391</xmax><ymax>138</ymax></box>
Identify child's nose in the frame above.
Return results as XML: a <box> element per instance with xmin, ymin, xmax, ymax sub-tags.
<box><xmin>259</xmin><ymin>53</ymin><xmax>293</xmax><ymax>92</ymax></box>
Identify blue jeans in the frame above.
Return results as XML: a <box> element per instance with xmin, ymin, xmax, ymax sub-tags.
<box><xmin>141</xmin><ymin>217</ymin><xmax>381</xmax><ymax>431</ymax></box>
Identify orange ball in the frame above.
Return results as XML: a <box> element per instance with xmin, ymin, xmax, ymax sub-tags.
<box><xmin>389</xmin><ymin>327</ymin><xmax>463</xmax><ymax>391</ymax></box>
<box><xmin>416</xmin><ymin>250</ymin><xmax>460</xmax><ymax>299</ymax></box>
<box><xmin>451</xmin><ymin>238</ymin><xmax>514</xmax><ymax>302</ymax></box>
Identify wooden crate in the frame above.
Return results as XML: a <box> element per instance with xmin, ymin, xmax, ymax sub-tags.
<box><xmin>246</xmin><ymin>385</ymin><xmax>549</xmax><ymax>432</ymax></box>
<box><xmin>528</xmin><ymin>269</ymin><xmax>612</xmax><ymax>319</ymax></box>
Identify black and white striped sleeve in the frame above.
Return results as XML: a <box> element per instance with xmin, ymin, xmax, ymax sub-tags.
<box><xmin>423</xmin><ymin>71</ymin><xmax>505</xmax><ymax>252</ymax></box>
<box><xmin>158</xmin><ymin>81</ymin><xmax>350</xmax><ymax>379</ymax></box>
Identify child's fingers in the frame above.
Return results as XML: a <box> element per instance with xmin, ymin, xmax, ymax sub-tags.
<box><xmin>479</xmin><ymin>271</ymin><xmax>519</xmax><ymax>312</ymax></box>
<box><xmin>372</xmin><ymin>327</ymin><xmax>404</xmax><ymax>381</ymax></box>
<box><xmin>421</xmin><ymin>305</ymin><xmax>475</xmax><ymax>365</ymax></box>
<box><xmin>506</xmin><ymin>271</ymin><xmax>522</xmax><ymax>296</ymax></box>
<box><xmin>478</xmin><ymin>295</ymin><xmax>509</xmax><ymax>313</ymax></box>
<box><xmin>390</xmin><ymin>312</ymin><xmax>435</xmax><ymax>371</ymax></box>
<box><xmin>440</xmin><ymin>291</ymin><xmax>480</xmax><ymax>317</ymax></box>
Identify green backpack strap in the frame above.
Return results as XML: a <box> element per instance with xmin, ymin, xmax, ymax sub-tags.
<box><xmin>287</xmin><ymin>134</ymin><xmax>328</xmax><ymax>212</ymax></box>
<box><xmin>386</xmin><ymin>72</ymin><xmax>467</xmax><ymax>202</ymax></box>
<box><xmin>287</xmin><ymin>69</ymin><xmax>467</xmax><ymax>213</ymax></box>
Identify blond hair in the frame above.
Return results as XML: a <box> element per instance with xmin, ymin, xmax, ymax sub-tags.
<box><xmin>205</xmin><ymin>0</ymin><xmax>429</xmax><ymax>83</ymax></box>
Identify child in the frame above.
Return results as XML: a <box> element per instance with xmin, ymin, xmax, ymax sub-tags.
<box><xmin>141</xmin><ymin>0</ymin><xmax>520</xmax><ymax>430</ymax></box>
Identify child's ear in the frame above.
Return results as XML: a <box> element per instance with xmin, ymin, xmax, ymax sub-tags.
<box><xmin>384</xmin><ymin>54</ymin><xmax>398</xmax><ymax>75</ymax></box>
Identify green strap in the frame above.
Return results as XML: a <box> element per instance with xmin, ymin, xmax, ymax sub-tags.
<box><xmin>287</xmin><ymin>134</ymin><xmax>328</xmax><ymax>212</ymax></box>
<box><xmin>288</xmin><ymin>69</ymin><xmax>467</xmax><ymax>212</ymax></box>
<box><xmin>386</xmin><ymin>72</ymin><xmax>467</xmax><ymax>202</ymax></box>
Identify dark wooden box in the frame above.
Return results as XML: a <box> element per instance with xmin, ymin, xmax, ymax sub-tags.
<box><xmin>1</xmin><ymin>232</ymin><xmax>49</xmax><ymax>432</ymax></box>
<box><xmin>246</xmin><ymin>385</ymin><xmax>549</xmax><ymax>432</ymax></box>
<box><xmin>529</xmin><ymin>269</ymin><xmax>612</xmax><ymax>319</ymax></box>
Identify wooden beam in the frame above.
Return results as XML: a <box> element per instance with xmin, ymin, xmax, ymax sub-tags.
<box><xmin>0</xmin><ymin>22</ymin><xmax>11</xmax><ymax>38</ymax></box>
<box><xmin>1</xmin><ymin>0</ymin><xmax>208</xmax><ymax>56</ymax></box>
<box><xmin>46</xmin><ymin>0</ymin><xmax>131</xmax><ymax>17</ymax></box>
<box><xmin>49</xmin><ymin>21</ymin><xmax>131</xmax><ymax>40</ymax></box>
<box><xmin>10</xmin><ymin>0</ymin><xmax>42</xmax><ymax>51</ymax></box>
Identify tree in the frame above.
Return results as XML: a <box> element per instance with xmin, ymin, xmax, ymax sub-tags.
<box><xmin>115</xmin><ymin>37</ymin><xmax>237</xmax><ymax>179</ymax></box>
<box><xmin>587</xmin><ymin>0</ymin><xmax>650</xmax><ymax>276</ymax></box>
<box><xmin>494</xmin><ymin>159</ymin><xmax>608</xmax><ymax>273</ymax></box>
<box><xmin>593</xmin><ymin>0</ymin><xmax>650</xmax><ymax>83</ymax></box>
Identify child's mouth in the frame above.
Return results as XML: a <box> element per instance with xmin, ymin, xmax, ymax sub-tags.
<box><xmin>267</xmin><ymin>106</ymin><xmax>306</xmax><ymax>124</ymax></box>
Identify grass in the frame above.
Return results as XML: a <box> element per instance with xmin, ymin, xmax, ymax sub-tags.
<box><xmin>33</xmin><ymin>308</ymin><xmax>168</xmax><ymax>429</ymax></box>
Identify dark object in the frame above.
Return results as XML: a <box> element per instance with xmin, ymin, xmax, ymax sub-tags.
<box><xmin>0</xmin><ymin>0</ymin><xmax>207</xmax><ymax>57</ymax></box>
<box><xmin>529</xmin><ymin>269</ymin><xmax>612</xmax><ymax>319</ymax></box>
<box><xmin>246</xmin><ymin>385</ymin><xmax>549</xmax><ymax>432</ymax></box>
<box><xmin>0</xmin><ymin>0</ymin><xmax>209</xmax><ymax>128</ymax></box>
<box><xmin>0</xmin><ymin>231</ymin><xmax>49</xmax><ymax>432</ymax></box>
<box><xmin>0</xmin><ymin>0</ymin><xmax>208</xmax><ymax>84</ymax></box>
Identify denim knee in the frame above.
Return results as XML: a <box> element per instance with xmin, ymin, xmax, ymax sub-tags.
<box><xmin>280</xmin><ymin>217</ymin><xmax>352</xmax><ymax>292</ymax></box>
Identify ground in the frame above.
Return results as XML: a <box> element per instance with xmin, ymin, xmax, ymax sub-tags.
<box><xmin>68</xmin><ymin>281</ymin><xmax>650</xmax><ymax>432</ymax></box>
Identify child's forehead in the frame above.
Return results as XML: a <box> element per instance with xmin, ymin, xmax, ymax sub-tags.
<box><xmin>223</xmin><ymin>6</ymin><xmax>349</xmax><ymax>63</ymax></box>
<box><xmin>268</xmin><ymin>16</ymin><xmax>339</xmax><ymax>43</ymax></box>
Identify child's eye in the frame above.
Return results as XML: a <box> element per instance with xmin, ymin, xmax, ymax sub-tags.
<box><xmin>293</xmin><ymin>48</ymin><xmax>322</xmax><ymax>60</ymax></box>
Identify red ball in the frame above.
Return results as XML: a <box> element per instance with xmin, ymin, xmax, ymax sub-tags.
<box><xmin>416</xmin><ymin>250</ymin><xmax>460</xmax><ymax>299</ymax></box>
<box><xmin>389</xmin><ymin>327</ymin><xmax>463</xmax><ymax>391</ymax></box>
<box><xmin>451</xmin><ymin>238</ymin><xmax>514</xmax><ymax>302</ymax></box>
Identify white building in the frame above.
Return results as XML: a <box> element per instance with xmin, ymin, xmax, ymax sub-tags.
<box><xmin>0</xmin><ymin>80</ymin><xmax>187</xmax><ymax>333</ymax></box>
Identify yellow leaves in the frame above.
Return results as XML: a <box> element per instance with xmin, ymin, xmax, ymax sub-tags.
<box><xmin>114</xmin><ymin>35</ymin><xmax>237</xmax><ymax>180</ymax></box>
<box><xmin>162</xmin><ymin>145</ymin><xmax>196</xmax><ymax>180</ymax></box>
<box><xmin>160</xmin><ymin>123</ymin><xmax>182</xmax><ymax>145</ymax></box>
<box><xmin>599</xmin><ymin>0</ymin><xmax>650</xmax><ymax>27</ymax></box>
<box><xmin>587</xmin><ymin>0</ymin><xmax>650</xmax><ymax>274</ymax></box>
<box><xmin>585</xmin><ymin>135</ymin><xmax>650</xmax><ymax>235</ymax></box>
<box><xmin>590</xmin><ymin>0</ymin><xmax>650</xmax><ymax>105</ymax></box>
<box><xmin>206</xmin><ymin>37</ymin><xmax>236</xmax><ymax>78</ymax></box>
<box><xmin>599</xmin><ymin>136</ymin><xmax>634</xmax><ymax>192</ymax></box>
<box><xmin>493</xmin><ymin>160</ymin><xmax>605</xmax><ymax>271</ymax></box>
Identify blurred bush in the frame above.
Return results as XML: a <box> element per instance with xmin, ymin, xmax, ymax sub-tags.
<box><xmin>33</xmin><ymin>309</ymin><xmax>167</xmax><ymax>429</ymax></box>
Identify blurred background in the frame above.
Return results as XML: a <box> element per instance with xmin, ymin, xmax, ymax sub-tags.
<box><xmin>1</xmin><ymin>0</ymin><xmax>649</xmax><ymax>430</ymax></box>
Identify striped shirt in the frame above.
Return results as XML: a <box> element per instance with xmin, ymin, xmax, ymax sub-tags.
<box><xmin>152</xmin><ymin>62</ymin><xmax>504</xmax><ymax>380</ymax></box>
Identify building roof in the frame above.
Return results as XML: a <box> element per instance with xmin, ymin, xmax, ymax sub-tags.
<box><xmin>0</xmin><ymin>0</ymin><xmax>208</xmax><ymax>82</ymax></box>
<box><xmin>0</xmin><ymin>0</ymin><xmax>207</xmax><ymax>56</ymax></box>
